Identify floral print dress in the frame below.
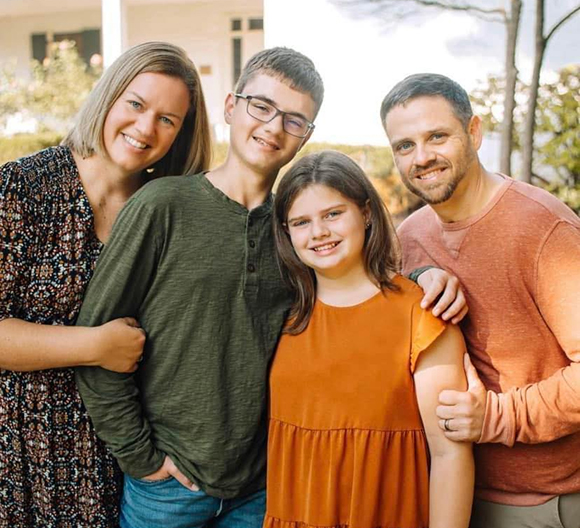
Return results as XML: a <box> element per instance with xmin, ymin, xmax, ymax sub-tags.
<box><xmin>0</xmin><ymin>146</ymin><xmax>122</xmax><ymax>527</ymax></box>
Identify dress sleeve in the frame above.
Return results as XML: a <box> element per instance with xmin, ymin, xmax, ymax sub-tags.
<box><xmin>75</xmin><ymin>192</ymin><xmax>166</xmax><ymax>477</ymax></box>
<box><xmin>410</xmin><ymin>300</ymin><xmax>447</xmax><ymax>373</ymax></box>
<box><xmin>0</xmin><ymin>162</ymin><xmax>36</xmax><ymax>322</ymax></box>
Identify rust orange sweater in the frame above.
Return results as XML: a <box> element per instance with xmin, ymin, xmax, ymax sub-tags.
<box><xmin>398</xmin><ymin>177</ymin><xmax>580</xmax><ymax>506</ymax></box>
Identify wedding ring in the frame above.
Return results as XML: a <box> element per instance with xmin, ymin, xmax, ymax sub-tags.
<box><xmin>444</xmin><ymin>419</ymin><xmax>452</xmax><ymax>432</ymax></box>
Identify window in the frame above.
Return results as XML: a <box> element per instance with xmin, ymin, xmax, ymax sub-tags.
<box><xmin>30</xmin><ymin>29</ymin><xmax>101</xmax><ymax>65</ymax></box>
<box><xmin>231</xmin><ymin>18</ymin><xmax>242</xmax><ymax>31</ymax></box>
<box><xmin>248</xmin><ymin>18</ymin><xmax>263</xmax><ymax>31</ymax></box>
<box><xmin>232</xmin><ymin>37</ymin><xmax>242</xmax><ymax>84</ymax></box>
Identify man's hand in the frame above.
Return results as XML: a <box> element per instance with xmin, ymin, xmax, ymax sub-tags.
<box><xmin>417</xmin><ymin>268</ymin><xmax>468</xmax><ymax>324</ymax></box>
<box><xmin>142</xmin><ymin>456</ymin><xmax>199</xmax><ymax>491</ymax></box>
<box><xmin>436</xmin><ymin>353</ymin><xmax>487</xmax><ymax>442</ymax></box>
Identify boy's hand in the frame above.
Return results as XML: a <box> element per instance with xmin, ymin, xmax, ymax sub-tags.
<box><xmin>417</xmin><ymin>268</ymin><xmax>468</xmax><ymax>323</ymax></box>
<box><xmin>142</xmin><ymin>456</ymin><xmax>199</xmax><ymax>491</ymax></box>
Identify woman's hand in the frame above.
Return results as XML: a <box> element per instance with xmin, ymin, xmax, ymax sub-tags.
<box><xmin>91</xmin><ymin>318</ymin><xmax>146</xmax><ymax>373</ymax></box>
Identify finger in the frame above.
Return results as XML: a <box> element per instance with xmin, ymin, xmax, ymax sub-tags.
<box><xmin>431</xmin><ymin>282</ymin><xmax>459</xmax><ymax>317</ymax></box>
<box><xmin>171</xmin><ymin>468</ymin><xmax>198</xmax><ymax>491</ymax></box>
<box><xmin>123</xmin><ymin>317</ymin><xmax>140</xmax><ymax>328</ymax></box>
<box><xmin>451</xmin><ymin>305</ymin><xmax>469</xmax><ymax>325</ymax></box>
<box><xmin>420</xmin><ymin>278</ymin><xmax>446</xmax><ymax>309</ymax></box>
<box><xmin>464</xmin><ymin>353</ymin><xmax>484</xmax><ymax>390</ymax></box>
<box><xmin>439</xmin><ymin>290</ymin><xmax>466</xmax><ymax>321</ymax></box>
<box><xmin>436</xmin><ymin>404</ymin><xmax>462</xmax><ymax>420</ymax></box>
<box><xmin>436</xmin><ymin>405</ymin><xmax>455</xmax><ymax>420</ymax></box>
<box><xmin>165</xmin><ymin>457</ymin><xmax>199</xmax><ymax>491</ymax></box>
<box><xmin>438</xmin><ymin>389</ymin><xmax>464</xmax><ymax>405</ymax></box>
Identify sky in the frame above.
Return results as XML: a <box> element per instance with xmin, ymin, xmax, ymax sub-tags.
<box><xmin>264</xmin><ymin>0</ymin><xmax>580</xmax><ymax>150</ymax></box>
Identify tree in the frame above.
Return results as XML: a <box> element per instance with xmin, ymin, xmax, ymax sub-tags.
<box><xmin>520</xmin><ymin>0</ymin><xmax>580</xmax><ymax>183</ymax></box>
<box><xmin>471</xmin><ymin>66</ymin><xmax>580</xmax><ymax>213</ymax></box>
<box><xmin>0</xmin><ymin>61</ymin><xmax>27</xmax><ymax>130</ymax></box>
<box><xmin>331</xmin><ymin>0</ymin><xmax>580</xmax><ymax>182</ymax></box>
<box><xmin>331</xmin><ymin>0</ymin><xmax>522</xmax><ymax>175</ymax></box>
<box><xmin>0</xmin><ymin>40</ymin><xmax>101</xmax><ymax>135</ymax></box>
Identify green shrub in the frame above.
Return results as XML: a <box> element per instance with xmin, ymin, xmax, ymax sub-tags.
<box><xmin>0</xmin><ymin>132</ymin><xmax>63</xmax><ymax>165</ymax></box>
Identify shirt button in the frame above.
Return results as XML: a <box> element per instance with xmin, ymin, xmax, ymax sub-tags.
<box><xmin>248</xmin><ymin>218</ymin><xmax>254</xmax><ymax>227</ymax></box>
<box><xmin>247</xmin><ymin>264</ymin><xmax>256</xmax><ymax>273</ymax></box>
<box><xmin>248</xmin><ymin>240</ymin><xmax>256</xmax><ymax>248</ymax></box>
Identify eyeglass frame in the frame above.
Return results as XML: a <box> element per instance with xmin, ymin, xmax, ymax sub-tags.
<box><xmin>233</xmin><ymin>93</ymin><xmax>315</xmax><ymax>138</ymax></box>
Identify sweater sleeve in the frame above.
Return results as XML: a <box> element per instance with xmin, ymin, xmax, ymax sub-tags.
<box><xmin>480</xmin><ymin>221</ymin><xmax>580</xmax><ymax>445</ymax></box>
<box><xmin>75</xmin><ymin>192</ymin><xmax>166</xmax><ymax>477</ymax></box>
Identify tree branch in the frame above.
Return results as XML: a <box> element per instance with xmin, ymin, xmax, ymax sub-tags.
<box><xmin>410</xmin><ymin>0</ymin><xmax>506</xmax><ymax>19</ymax></box>
<box><xmin>545</xmin><ymin>5</ymin><xmax>580</xmax><ymax>43</ymax></box>
<box><xmin>332</xmin><ymin>0</ymin><xmax>506</xmax><ymax>23</ymax></box>
<box><xmin>531</xmin><ymin>172</ymin><xmax>550</xmax><ymax>185</ymax></box>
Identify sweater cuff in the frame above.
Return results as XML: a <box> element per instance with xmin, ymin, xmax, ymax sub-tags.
<box><xmin>115</xmin><ymin>441</ymin><xmax>166</xmax><ymax>479</ymax></box>
<box><xmin>478</xmin><ymin>390</ymin><xmax>516</xmax><ymax>446</ymax></box>
<box><xmin>407</xmin><ymin>265</ymin><xmax>436</xmax><ymax>284</ymax></box>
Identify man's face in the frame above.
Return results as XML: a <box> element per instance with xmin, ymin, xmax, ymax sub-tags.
<box><xmin>384</xmin><ymin>96</ymin><xmax>480</xmax><ymax>205</ymax></box>
<box><xmin>225</xmin><ymin>73</ymin><xmax>317</xmax><ymax>178</ymax></box>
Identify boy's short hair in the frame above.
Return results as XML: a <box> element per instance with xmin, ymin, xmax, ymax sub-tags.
<box><xmin>235</xmin><ymin>47</ymin><xmax>324</xmax><ymax>118</ymax></box>
<box><xmin>380</xmin><ymin>73</ymin><xmax>473</xmax><ymax>130</ymax></box>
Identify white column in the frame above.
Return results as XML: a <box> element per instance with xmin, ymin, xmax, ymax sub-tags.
<box><xmin>102</xmin><ymin>0</ymin><xmax>127</xmax><ymax>68</ymax></box>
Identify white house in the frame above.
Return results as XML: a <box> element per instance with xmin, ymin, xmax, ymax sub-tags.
<box><xmin>0</xmin><ymin>0</ymin><xmax>265</xmax><ymax>140</ymax></box>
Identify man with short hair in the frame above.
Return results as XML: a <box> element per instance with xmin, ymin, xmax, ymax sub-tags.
<box><xmin>381</xmin><ymin>73</ymin><xmax>580</xmax><ymax>528</ymax></box>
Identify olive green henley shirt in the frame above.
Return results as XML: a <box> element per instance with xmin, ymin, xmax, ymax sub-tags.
<box><xmin>76</xmin><ymin>173</ymin><xmax>291</xmax><ymax>499</ymax></box>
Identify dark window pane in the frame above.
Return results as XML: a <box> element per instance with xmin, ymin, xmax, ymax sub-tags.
<box><xmin>248</xmin><ymin>18</ymin><xmax>263</xmax><ymax>30</ymax></box>
<box><xmin>233</xmin><ymin>37</ymin><xmax>242</xmax><ymax>84</ymax></box>
<box><xmin>231</xmin><ymin>18</ymin><xmax>242</xmax><ymax>31</ymax></box>
<box><xmin>81</xmin><ymin>29</ymin><xmax>101</xmax><ymax>65</ymax></box>
<box><xmin>31</xmin><ymin>33</ymin><xmax>47</xmax><ymax>62</ymax></box>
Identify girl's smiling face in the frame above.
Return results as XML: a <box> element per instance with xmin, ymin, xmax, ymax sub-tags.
<box><xmin>286</xmin><ymin>184</ymin><xmax>370</xmax><ymax>280</ymax></box>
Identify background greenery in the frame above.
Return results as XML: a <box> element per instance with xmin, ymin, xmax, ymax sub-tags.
<box><xmin>1</xmin><ymin>43</ymin><xmax>578</xmax><ymax>215</ymax></box>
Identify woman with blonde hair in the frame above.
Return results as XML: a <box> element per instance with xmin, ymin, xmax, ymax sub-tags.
<box><xmin>0</xmin><ymin>41</ymin><xmax>211</xmax><ymax>527</ymax></box>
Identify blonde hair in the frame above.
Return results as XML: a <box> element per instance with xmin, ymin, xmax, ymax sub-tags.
<box><xmin>63</xmin><ymin>41</ymin><xmax>212</xmax><ymax>176</ymax></box>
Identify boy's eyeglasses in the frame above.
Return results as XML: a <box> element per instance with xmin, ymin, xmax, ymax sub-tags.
<box><xmin>234</xmin><ymin>94</ymin><xmax>315</xmax><ymax>138</ymax></box>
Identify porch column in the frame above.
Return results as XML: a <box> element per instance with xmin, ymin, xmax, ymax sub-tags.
<box><xmin>102</xmin><ymin>0</ymin><xmax>128</xmax><ymax>68</ymax></box>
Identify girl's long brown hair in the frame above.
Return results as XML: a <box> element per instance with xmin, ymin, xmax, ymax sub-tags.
<box><xmin>273</xmin><ymin>150</ymin><xmax>401</xmax><ymax>335</ymax></box>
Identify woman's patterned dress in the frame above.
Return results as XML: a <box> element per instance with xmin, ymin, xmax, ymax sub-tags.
<box><xmin>0</xmin><ymin>146</ymin><xmax>122</xmax><ymax>527</ymax></box>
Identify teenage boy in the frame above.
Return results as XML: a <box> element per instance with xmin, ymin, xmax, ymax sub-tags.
<box><xmin>381</xmin><ymin>73</ymin><xmax>580</xmax><ymax>528</ymax></box>
<box><xmin>76</xmin><ymin>47</ymin><xmax>323</xmax><ymax>528</ymax></box>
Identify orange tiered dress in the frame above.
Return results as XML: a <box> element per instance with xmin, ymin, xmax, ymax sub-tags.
<box><xmin>264</xmin><ymin>276</ymin><xmax>446</xmax><ymax>528</ymax></box>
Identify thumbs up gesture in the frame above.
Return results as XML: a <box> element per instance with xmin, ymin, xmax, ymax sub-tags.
<box><xmin>436</xmin><ymin>353</ymin><xmax>487</xmax><ymax>442</ymax></box>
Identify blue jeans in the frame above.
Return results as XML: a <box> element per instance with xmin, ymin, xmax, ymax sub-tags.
<box><xmin>119</xmin><ymin>475</ymin><xmax>266</xmax><ymax>528</ymax></box>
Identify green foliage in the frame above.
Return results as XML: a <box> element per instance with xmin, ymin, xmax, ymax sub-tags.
<box><xmin>0</xmin><ymin>61</ymin><xmax>27</xmax><ymax>128</ymax></box>
<box><xmin>470</xmin><ymin>66</ymin><xmax>580</xmax><ymax>214</ymax></box>
<box><xmin>470</xmin><ymin>75</ymin><xmax>526</xmax><ymax>150</ymax></box>
<box><xmin>28</xmin><ymin>42</ymin><xmax>101</xmax><ymax>132</ymax></box>
<box><xmin>220</xmin><ymin>141</ymin><xmax>417</xmax><ymax>216</ymax></box>
<box><xmin>535</xmin><ymin>65</ymin><xmax>579</xmax><ymax>188</ymax></box>
<box><xmin>0</xmin><ymin>132</ymin><xmax>63</xmax><ymax>165</ymax></box>
<box><xmin>0</xmin><ymin>41</ymin><xmax>101</xmax><ymax>135</ymax></box>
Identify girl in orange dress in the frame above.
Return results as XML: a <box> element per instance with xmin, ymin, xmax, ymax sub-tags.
<box><xmin>266</xmin><ymin>150</ymin><xmax>474</xmax><ymax>528</ymax></box>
